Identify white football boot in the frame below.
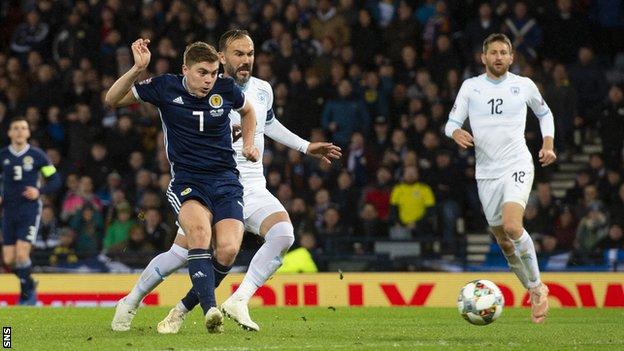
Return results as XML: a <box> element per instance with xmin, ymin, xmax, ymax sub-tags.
<box><xmin>111</xmin><ymin>297</ymin><xmax>137</xmax><ymax>331</ymax></box>
<box><xmin>221</xmin><ymin>296</ymin><xmax>259</xmax><ymax>331</ymax></box>
<box><xmin>157</xmin><ymin>305</ymin><xmax>188</xmax><ymax>334</ymax></box>
<box><xmin>204</xmin><ymin>306</ymin><xmax>224</xmax><ymax>333</ymax></box>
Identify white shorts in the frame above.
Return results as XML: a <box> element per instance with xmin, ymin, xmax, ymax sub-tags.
<box><xmin>477</xmin><ymin>163</ymin><xmax>534</xmax><ymax>227</ymax></box>
<box><xmin>176</xmin><ymin>185</ymin><xmax>286</xmax><ymax>236</ymax></box>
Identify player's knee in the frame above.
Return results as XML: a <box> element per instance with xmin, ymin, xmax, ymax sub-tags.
<box><xmin>3</xmin><ymin>256</ymin><xmax>15</xmax><ymax>267</ymax></box>
<box><xmin>496</xmin><ymin>237</ymin><xmax>515</xmax><ymax>255</ymax></box>
<box><xmin>15</xmin><ymin>251</ymin><xmax>30</xmax><ymax>264</ymax></box>
<box><xmin>502</xmin><ymin>221</ymin><xmax>522</xmax><ymax>238</ymax></box>
<box><xmin>185</xmin><ymin>224</ymin><xmax>210</xmax><ymax>247</ymax></box>
<box><xmin>215</xmin><ymin>243</ymin><xmax>239</xmax><ymax>266</ymax></box>
<box><xmin>266</xmin><ymin>222</ymin><xmax>295</xmax><ymax>252</ymax></box>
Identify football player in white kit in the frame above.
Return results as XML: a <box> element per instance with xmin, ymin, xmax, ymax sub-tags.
<box><xmin>111</xmin><ymin>29</ymin><xmax>341</xmax><ymax>332</ymax></box>
<box><xmin>444</xmin><ymin>34</ymin><xmax>556</xmax><ymax>324</ymax></box>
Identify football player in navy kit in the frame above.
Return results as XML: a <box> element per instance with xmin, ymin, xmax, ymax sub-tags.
<box><xmin>1</xmin><ymin>117</ymin><xmax>61</xmax><ymax>305</ymax></box>
<box><xmin>105</xmin><ymin>39</ymin><xmax>259</xmax><ymax>333</ymax></box>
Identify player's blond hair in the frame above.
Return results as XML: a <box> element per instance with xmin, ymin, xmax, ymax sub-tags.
<box><xmin>482</xmin><ymin>33</ymin><xmax>513</xmax><ymax>53</ymax></box>
<box><xmin>183</xmin><ymin>42</ymin><xmax>219</xmax><ymax>67</ymax></box>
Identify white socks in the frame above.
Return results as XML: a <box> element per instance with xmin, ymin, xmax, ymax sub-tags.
<box><xmin>513</xmin><ymin>230</ymin><xmax>542</xmax><ymax>289</ymax></box>
<box><xmin>126</xmin><ymin>244</ymin><xmax>188</xmax><ymax>307</ymax></box>
<box><xmin>233</xmin><ymin>222</ymin><xmax>295</xmax><ymax>302</ymax></box>
<box><xmin>505</xmin><ymin>252</ymin><xmax>531</xmax><ymax>289</ymax></box>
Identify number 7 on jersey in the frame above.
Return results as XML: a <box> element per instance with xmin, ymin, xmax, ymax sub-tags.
<box><xmin>193</xmin><ymin>111</ymin><xmax>204</xmax><ymax>132</ymax></box>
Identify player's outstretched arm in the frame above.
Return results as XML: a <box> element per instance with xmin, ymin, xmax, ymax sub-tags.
<box><xmin>263</xmin><ymin>118</ymin><xmax>342</xmax><ymax>164</ymax></box>
<box><xmin>239</xmin><ymin>100</ymin><xmax>259</xmax><ymax>162</ymax></box>
<box><xmin>105</xmin><ymin>38</ymin><xmax>151</xmax><ymax>108</ymax></box>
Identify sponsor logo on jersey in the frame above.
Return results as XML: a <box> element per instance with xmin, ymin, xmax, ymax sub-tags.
<box><xmin>138</xmin><ymin>77</ymin><xmax>152</xmax><ymax>85</ymax></box>
<box><xmin>23</xmin><ymin>156</ymin><xmax>34</xmax><ymax>171</ymax></box>
<box><xmin>510</xmin><ymin>87</ymin><xmax>520</xmax><ymax>95</ymax></box>
<box><xmin>173</xmin><ymin>96</ymin><xmax>184</xmax><ymax>104</ymax></box>
<box><xmin>209</xmin><ymin>94</ymin><xmax>223</xmax><ymax>108</ymax></box>
<box><xmin>181</xmin><ymin>188</ymin><xmax>192</xmax><ymax>196</ymax></box>
<box><xmin>210</xmin><ymin>108</ymin><xmax>224</xmax><ymax>117</ymax></box>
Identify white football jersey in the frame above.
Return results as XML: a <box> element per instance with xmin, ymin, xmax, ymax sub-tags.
<box><xmin>447</xmin><ymin>72</ymin><xmax>551</xmax><ymax>179</ymax></box>
<box><xmin>229</xmin><ymin>77</ymin><xmax>274</xmax><ymax>187</ymax></box>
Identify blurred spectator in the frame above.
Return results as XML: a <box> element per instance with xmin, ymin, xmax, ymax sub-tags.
<box><xmin>70</xmin><ymin>204</ymin><xmax>104</xmax><ymax>258</ymax></box>
<box><xmin>107</xmin><ymin>224</ymin><xmax>156</xmax><ymax>269</ymax></box>
<box><xmin>103</xmin><ymin>201</ymin><xmax>136</xmax><ymax>250</ymax></box>
<box><xmin>322</xmin><ymin>79</ymin><xmax>370</xmax><ymax>149</ymax></box>
<box><xmin>595</xmin><ymin>85</ymin><xmax>624</xmax><ymax>170</ymax></box>
<box><xmin>553</xmin><ymin>206</ymin><xmax>577</xmax><ymax>251</ymax></box>
<box><xmin>289</xmin><ymin>197</ymin><xmax>316</xmax><ymax>236</ymax></box>
<box><xmin>568</xmin><ymin>46</ymin><xmax>608</xmax><ymax>118</ymax></box>
<box><xmin>142</xmin><ymin>208</ymin><xmax>172</xmax><ymax>252</ymax></box>
<box><xmin>355</xmin><ymin>203</ymin><xmax>388</xmax><ymax>238</ymax></box>
<box><xmin>34</xmin><ymin>205</ymin><xmax>60</xmax><ymax>250</ymax></box>
<box><xmin>573</xmin><ymin>203</ymin><xmax>609</xmax><ymax>264</ymax></box>
<box><xmin>545</xmin><ymin>63</ymin><xmax>578</xmax><ymax>155</ymax></box>
<box><xmin>363</xmin><ymin>166</ymin><xmax>393</xmax><ymax>222</ymax></box>
<box><xmin>310</xmin><ymin>0</ymin><xmax>350</xmax><ymax>47</ymax></box>
<box><xmin>462</xmin><ymin>3</ymin><xmax>499</xmax><ymax>61</ymax></box>
<box><xmin>430</xmin><ymin>150</ymin><xmax>462</xmax><ymax>249</ymax></box>
<box><xmin>61</xmin><ymin>175</ymin><xmax>103</xmax><ymax>221</ymax></box>
<box><xmin>10</xmin><ymin>10</ymin><xmax>50</xmax><ymax>59</ymax></box>
<box><xmin>48</xmin><ymin>228</ymin><xmax>79</xmax><ymax>267</ymax></box>
<box><xmin>501</xmin><ymin>1</ymin><xmax>542</xmax><ymax>62</ymax></box>
<box><xmin>317</xmin><ymin>206</ymin><xmax>347</xmax><ymax>254</ymax></box>
<box><xmin>332</xmin><ymin>170</ymin><xmax>359</xmax><ymax>227</ymax></box>
<box><xmin>542</xmin><ymin>0</ymin><xmax>589</xmax><ymax>63</ymax></box>
<box><xmin>596</xmin><ymin>224</ymin><xmax>624</xmax><ymax>252</ymax></box>
<box><xmin>384</xmin><ymin>2</ymin><xmax>420</xmax><ymax>63</ymax></box>
<box><xmin>389</xmin><ymin>166</ymin><xmax>436</xmax><ymax>238</ymax></box>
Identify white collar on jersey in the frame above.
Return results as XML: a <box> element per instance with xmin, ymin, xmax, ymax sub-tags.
<box><xmin>485</xmin><ymin>72</ymin><xmax>509</xmax><ymax>84</ymax></box>
<box><xmin>182</xmin><ymin>76</ymin><xmax>200</xmax><ymax>97</ymax></box>
<box><xmin>9</xmin><ymin>143</ymin><xmax>30</xmax><ymax>157</ymax></box>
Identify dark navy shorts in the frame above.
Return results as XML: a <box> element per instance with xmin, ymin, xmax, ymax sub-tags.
<box><xmin>2</xmin><ymin>202</ymin><xmax>41</xmax><ymax>245</ymax></box>
<box><xmin>166</xmin><ymin>171</ymin><xmax>244</xmax><ymax>224</ymax></box>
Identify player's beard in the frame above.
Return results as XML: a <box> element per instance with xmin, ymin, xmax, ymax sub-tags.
<box><xmin>226</xmin><ymin>63</ymin><xmax>252</xmax><ymax>85</ymax></box>
<box><xmin>486</xmin><ymin>61</ymin><xmax>509</xmax><ymax>78</ymax></box>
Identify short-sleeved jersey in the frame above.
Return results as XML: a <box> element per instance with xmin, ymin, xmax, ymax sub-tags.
<box><xmin>447</xmin><ymin>72</ymin><xmax>551</xmax><ymax>179</ymax></box>
<box><xmin>228</xmin><ymin>77</ymin><xmax>274</xmax><ymax>187</ymax></box>
<box><xmin>132</xmin><ymin>74</ymin><xmax>245</xmax><ymax>177</ymax></box>
<box><xmin>390</xmin><ymin>182</ymin><xmax>436</xmax><ymax>225</ymax></box>
<box><xmin>0</xmin><ymin>144</ymin><xmax>54</xmax><ymax>205</ymax></box>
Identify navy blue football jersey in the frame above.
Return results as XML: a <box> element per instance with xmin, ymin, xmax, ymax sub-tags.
<box><xmin>132</xmin><ymin>74</ymin><xmax>245</xmax><ymax>177</ymax></box>
<box><xmin>0</xmin><ymin>145</ymin><xmax>56</xmax><ymax>204</ymax></box>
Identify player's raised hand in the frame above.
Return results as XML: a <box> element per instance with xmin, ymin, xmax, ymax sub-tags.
<box><xmin>131</xmin><ymin>38</ymin><xmax>151</xmax><ymax>71</ymax></box>
<box><xmin>243</xmin><ymin>146</ymin><xmax>260</xmax><ymax>162</ymax></box>
<box><xmin>452</xmin><ymin>129</ymin><xmax>474</xmax><ymax>149</ymax></box>
<box><xmin>22</xmin><ymin>186</ymin><xmax>40</xmax><ymax>200</ymax></box>
<box><xmin>539</xmin><ymin>148</ymin><xmax>557</xmax><ymax>167</ymax></box>
<box><xmin>306</xmin><ymin>142</ymin><xmax>342</xmax><ymax>165</ymax></box>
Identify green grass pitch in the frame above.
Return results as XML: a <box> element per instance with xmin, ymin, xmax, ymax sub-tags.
<box><xmin>1</xmin><ymin>307</ymin><xmax>623</xmax><ymax>350</ymax></box>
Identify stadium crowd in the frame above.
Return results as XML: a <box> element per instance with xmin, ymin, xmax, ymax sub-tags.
<box><xmin>0</xmin><ymin>0</ymin><xmax>622</xmax><ymax>271</ymax></box>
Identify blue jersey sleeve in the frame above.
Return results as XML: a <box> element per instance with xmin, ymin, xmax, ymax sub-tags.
<box><xmin>266</xmin><ymin>108</ymin><xmax>275</xmax><ymax>123</ymax></box>
<box><xmin>232</xmin><ymin>83</ymin><xmax>245</xmax><ymax>110</ymax></box>
<box><xmin>132</xmin><ymin>75</ymin><xmax>168</xmax><ymax>106</ymax></box>
<box><xmin>33</xmin><ymin>148</ymin><xmax>61</xmax><ymax>194</ymax></box>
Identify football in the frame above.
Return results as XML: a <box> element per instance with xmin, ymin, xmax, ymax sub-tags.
<box><xmin>457</xmin><ymin>279</ymin><xmax>504</xmax><ymax>325</ymax></box>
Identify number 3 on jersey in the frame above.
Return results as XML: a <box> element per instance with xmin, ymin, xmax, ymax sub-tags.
<box><xmin>193</xmin><ymin>111</ymin><xmax>204</xmax><ymax>132</ymax></box>
<box><xmin>488</xmin><ymin>98</ymin><xmax>503</xmax><ymax>115</ymax></box>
